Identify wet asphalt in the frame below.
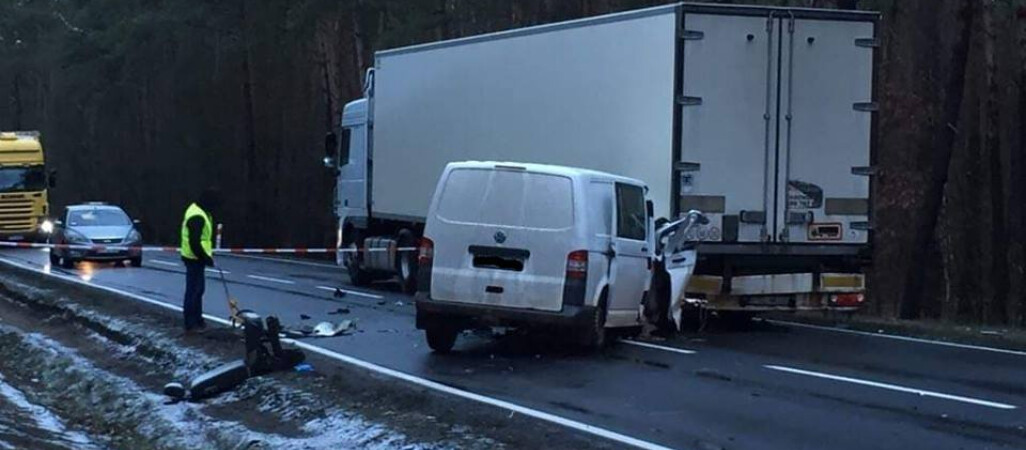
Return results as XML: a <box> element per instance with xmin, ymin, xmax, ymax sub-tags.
<box><xmin>1</xmin><ymin>248</ymin><xmax>1024</xmax><ymax>450</ymax></box>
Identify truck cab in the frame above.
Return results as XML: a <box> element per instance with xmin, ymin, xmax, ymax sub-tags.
<box><xmin>0</xmin><ymin>131</ymin><xmax>54</xmax><ymax>241</ymax></box>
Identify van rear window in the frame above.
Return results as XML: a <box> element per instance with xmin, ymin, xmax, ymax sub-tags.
<box><xmin>436</xmin><ymin>169</ymin><xmax>573</xmax><ymax>230</ymax></box>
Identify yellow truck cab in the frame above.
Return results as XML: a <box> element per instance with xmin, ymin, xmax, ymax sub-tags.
<box><xmin>0</xmin><ymin>131</ymin><xmax>53</xmax><ymax>241</ymax></box>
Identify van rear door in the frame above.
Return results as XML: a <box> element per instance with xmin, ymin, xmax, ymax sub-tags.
<box><xmin>429</xmin><ymin>168</ymin><xmax>577</xmax><ymax>312</ymax></box>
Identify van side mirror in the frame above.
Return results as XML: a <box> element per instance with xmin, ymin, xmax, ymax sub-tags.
<box><xmin>323</xmin><ymin>132</ymin><xmax>337</xmax><ymax>168</ymax></box>
<box><xmin>47</xmin><ymin>170</ymin><xmax>57</xmax><ymax>188</ymax></box>
<box><xmin>646</xmin><ymin>200</ymin><xmax>654</xmax><ymax>219</ymax></box>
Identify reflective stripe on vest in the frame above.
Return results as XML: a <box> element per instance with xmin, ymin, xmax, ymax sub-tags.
<box><xmin>180</xmin><ymin>203</ymin><xmax>213</xmax><ymax>260</ymax></box>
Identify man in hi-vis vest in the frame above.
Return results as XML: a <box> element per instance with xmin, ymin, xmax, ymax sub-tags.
<box><xmin>180</xmin><ymin>188</ymin><xmax>221</xmax><ymax>332</ymax></box>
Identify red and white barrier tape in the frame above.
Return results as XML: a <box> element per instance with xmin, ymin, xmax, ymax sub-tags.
<box><xmin>0</xmin><ymin>241</ymin><xmax>416</xmax><ymax>254</ymax></box>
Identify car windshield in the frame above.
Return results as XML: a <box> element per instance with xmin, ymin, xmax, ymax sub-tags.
<box><xmin>0</xmin><ymin>166</ymin><xmax>46</xmax><ymax>192</ymax></box>
<box><xmin>68</xmin><ymin>208</ymin><xmax>131</xmax><ymax>227</ymax></box>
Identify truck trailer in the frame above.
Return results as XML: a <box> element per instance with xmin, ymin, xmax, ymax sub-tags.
<box><xmin>325</xmin><ymin>2</ymin><xmax>877</xmax><ymax>318</ymax></box>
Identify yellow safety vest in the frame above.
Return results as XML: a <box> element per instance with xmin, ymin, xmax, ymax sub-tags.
<box><xmin>180</xmin><ymin>203</ymin><xmax>213</xmax><ymax>260</ymax></box>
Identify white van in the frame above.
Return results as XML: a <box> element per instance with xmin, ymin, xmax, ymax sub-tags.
<box><xmin>414</xmin><ymin>161</ymin><xmax>656</xmax><ymax>352</ymax></box>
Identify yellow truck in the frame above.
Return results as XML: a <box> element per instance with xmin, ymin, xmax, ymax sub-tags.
<box><xmin>0</xmin><ymin>131</ymin><xmax>54</xmax><ymax>241</ymax></box>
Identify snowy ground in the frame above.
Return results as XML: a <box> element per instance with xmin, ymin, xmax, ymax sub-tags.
<box><xmin>0</xmin><ymin>272</ymin><xmax>512</xmax><ymax>450</ymax></box>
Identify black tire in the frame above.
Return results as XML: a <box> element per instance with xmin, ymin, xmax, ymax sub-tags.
<box><xmin>579</xmin><ymin>294</ymin><xmax>608</xmax><ymax>350</ymax></box>
<box><xmin>425</xmin><ymin>325</ymin><xmax>458</xmax><ymax>353</ymax></box>
<box><xmin>130</xmin><ymin>257</ymin><xmax>143</xmax><ymax>268</ymax></box>
<box><xmin>48</xmin><ymin>251</ymin><xmax>59</xmax><ymax>266</ymax></box>
<box><xmin>60</xmin><ymin>257</ymin><xmax>75</xmax><ymax>269</ymax></box>
<box><xmin>396</xmin><ymin>229</ymin><xmax>419</xmax><ymax>295</ymax></box>
<box><xmin>679</xmin><ymin>303</ymin><xmax>701</xmax><ymax>333</ymax></box>
<box><xmin>344</xmin><ymin>231</ymin><xmax>373</xmax><ymax>287</ymax></box>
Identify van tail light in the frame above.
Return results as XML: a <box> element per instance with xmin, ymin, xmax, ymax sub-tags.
<box><xmin>416</xmin><ymin>237</ymin><xmax>434</xmax><ymax>293</ymax></box>
<box><xmin>566</xmin><ymin>250</ymin><xmax>588</xmax><ymax>279</ymax></box>
<box><xmin>562</xmin><ymin>250</ymin><xmax>588</xmax><ymax>308</ymax></box>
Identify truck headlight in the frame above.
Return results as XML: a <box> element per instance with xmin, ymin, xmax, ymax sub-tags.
<box><xmin>40</xmin><ymin>220</ymin><xmax>54</xmax><ymax>234</ymax></box>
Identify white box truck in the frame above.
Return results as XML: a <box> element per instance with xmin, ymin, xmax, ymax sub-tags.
<box><xmin>325</xmin><ymin>2</ymin><xmax>877</xmax><ymax>319</ymax></box>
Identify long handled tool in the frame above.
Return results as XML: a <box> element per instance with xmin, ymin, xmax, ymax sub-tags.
<box><xmin>215</xmin><ymin>266</ymin><xmax>243</xmax><ymax>327</ymax></box>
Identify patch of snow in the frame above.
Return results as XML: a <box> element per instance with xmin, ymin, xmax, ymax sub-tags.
<box><xmin>0</xmin><ymin>373</ymin><xmax>96</xmax><ymax>448</ymax></box>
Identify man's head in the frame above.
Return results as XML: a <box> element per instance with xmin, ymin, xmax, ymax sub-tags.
<box><xmin>198</xmin><ymin>187</ymin><xmax>222</xmax><ymax>212</ymax></box>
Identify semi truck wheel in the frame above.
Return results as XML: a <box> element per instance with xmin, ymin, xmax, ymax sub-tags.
<box><xmin>425</xmin><ymin>325</ymin><xmax>458</xmax><ymax>353</ymax></box>
<box><xmin>344</xmin><ymin>231</ymin><xmax>373</xmax><ymax>287</ymax></box>
<box><xmin>396</xmin><ymin>229</ymin><xmax>419</xmax><ymax>295</ymax></box>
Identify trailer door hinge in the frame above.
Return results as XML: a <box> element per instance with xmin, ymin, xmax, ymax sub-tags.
<box><xmin>677</xmin><ymin>96</ymin><xmax>703</xmax><ymax>106</ymax></box>
<box><xmin>851</xmin><ymin>166</ymin><xmax>877</xmax><ymax>177</ymax></box>
<box><xmin>853</xmin><ymin>102</ymin><xmax>878</xmax><ymax>112</ymax></box>
<box><xmin>681</xmin><ymin>30</ymin><xmax>704</xmax><ymax>40</ymax></box>
<box><xmin>676</xmin><ymin>161</ymin><xmax>701</xmax><ymax>172</ymax></box>
<box><xmin>855</xmin><ymin>38</ymin><xmax>880</xmax><ymax>48</ymax></box>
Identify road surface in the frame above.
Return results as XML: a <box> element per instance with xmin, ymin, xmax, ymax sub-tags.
<box><xmin>1</xmin><ymin>248</ymin><xmax>1023</xmax><ymax>450</ymax></box>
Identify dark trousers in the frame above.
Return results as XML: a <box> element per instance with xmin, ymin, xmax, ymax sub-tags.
<box><xmin>183</xmin><ymin>258</ymin><xmax>207</xmax><ymax>329</ymax></box>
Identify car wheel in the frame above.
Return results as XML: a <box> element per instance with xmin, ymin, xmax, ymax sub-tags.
<box><xmin>130</xmin><ymin>257</ymin><xmax>142</xmax><ymax>268</ymax></box>
<box><xmin>60</xmin><ymin>257</ymin><xmax>75</xmax><ymax>269</ymax></box>
<box><xmin>114</xmin><ymin>260</ymin><xmax>126</xmax><ymax>268</ymax></box>
<box><xmin>395</xmin><ymin>229</ymin><xmax>418</xmax><ymax>295</ymax></box>
<box><xmin>425</xmin><ymin>325</ymin><xmax>458</xmax><ymax>353</ymax></box>
<box><xmin>48</xmin><ymin>251</ymin><xmax>59</xmax><ymax>266</ymax></box>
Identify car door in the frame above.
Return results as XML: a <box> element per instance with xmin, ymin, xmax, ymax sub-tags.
<box><xmin>659</xmin><ymin>217</ymin><xmax>700</xmax><ymax>330</ymax></box>
<box><xmin>606</xmin><ymin>183</ymin><xmax>651</xmax><ymax>319</ymax></box>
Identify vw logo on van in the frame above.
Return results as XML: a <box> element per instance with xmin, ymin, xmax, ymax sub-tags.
<box><xmin>493</xmin><ymin>230</ymin><xmax>507</xmax><ymax>244</ymax></box>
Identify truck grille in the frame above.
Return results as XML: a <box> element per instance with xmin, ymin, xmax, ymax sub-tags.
<box><xmin>0</xmin><ymin>196</ymin><xmax>39</xmax><ymax>233</ymax></box>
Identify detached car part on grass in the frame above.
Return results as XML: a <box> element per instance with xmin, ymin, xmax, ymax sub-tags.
<box><xmin>164</xmin><ymin>311</ymin><xmax>305</xmax><ymax>402</ymax></box>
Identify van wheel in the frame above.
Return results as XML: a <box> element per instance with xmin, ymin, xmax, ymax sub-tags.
<box><xmin>425</xmin><ymin>326</ymin><xmax>458</xmax><ymax>353</ymax></box>
<box><xmin>579</xmin><ymin>296</ymin><xmax>608</xmax><ymax>350</ymax></box>
<box><xmin>395</xmin><ymin>229</ymin><xmax>418</xmax><ymax>295</ymax></box>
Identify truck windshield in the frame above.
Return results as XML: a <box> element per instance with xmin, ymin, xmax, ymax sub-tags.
<box><xmin>0</xmin><ymin>166</ymin><xmax>46</xmax><ymax>193</ymax></box>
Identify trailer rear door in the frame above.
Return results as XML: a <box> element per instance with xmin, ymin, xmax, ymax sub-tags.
<box><xmin>777</xmin><ymin>18</ymin><xmax>874</xmax><ymax>245</ymax></box>
<box><xmin>678</xmin><ymin>12</ymin><xmax>780</xmax><ymax>244</ymax></box>
<box><xmin>676</xmin><ymin>10</ymin><xmax>874</xmax><ymax>246</ymax></box>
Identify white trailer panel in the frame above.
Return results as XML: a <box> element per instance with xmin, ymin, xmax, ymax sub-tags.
<box><xmin>371</xmin><ymin>6</ymin><xmax>677</xmax><ymax>220</ymax></box>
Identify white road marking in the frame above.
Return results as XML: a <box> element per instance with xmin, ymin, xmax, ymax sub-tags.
<box><xmin>205</xmin><ymin>268</ymin><xmax>230</xmax><ymax>275</ymax></box>
<box><xmin>765</xmin><ymin>365</ymin><xmax>1018</xmax><ymax>410</ymax></box>
<box><xmin>316</xmin><ymin>285</ymin><xmax>383</xmax><ymax>300</ymax></box>
<box><xmin>620</xmin><ymin>339</ymin><xmax>696</xmax><ymax>355</ymax></box>
<box><xmin>0</xmin><ymin>255</ymin><xmax>675</xmax><ymax>450</ymax></box>
<box><xmin>246</xmin><ymin>274</ymin><xmax>295</xmax><ymax>285</ymax></box>
<box><xmin>221</xmin><ymin>253</ymin><xmax>342</xmax><ymax>269</ymax></box>
<box><xmin>149</xmin><ymin>260</ymin><xmax>180</xmax><ymax>268</ymax></box>
<box><xmin>763</xmin><ymin>319</ymin><xmax>1026</xmax><ymax>358</ymax></box>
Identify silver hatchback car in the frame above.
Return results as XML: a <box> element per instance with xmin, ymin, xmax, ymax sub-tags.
<box><xmin>49</xmin><ymin>203</ymin><xmax>143</xmax><ymax>268</ymax></box>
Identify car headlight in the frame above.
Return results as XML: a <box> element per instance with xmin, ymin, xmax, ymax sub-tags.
<box><xmin>65</xmin><ymin>229</ymin><xmax>90</xmax><ymax>244</ymax></box>
<box><xmin>40</xmin><ymin>220</ymin><xmax>54</xmax><ymax>234</ymax></box>
<box><xmin>125</xmin><ymin>229</ymin><xmax>142</xmax><ymax>244</ymax></box>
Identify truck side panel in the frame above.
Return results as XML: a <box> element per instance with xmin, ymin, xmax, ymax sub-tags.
<box><xmin>372</xmin><ymin>8</ymin><xmax>677</xmax><ymax>220</ymax></box>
